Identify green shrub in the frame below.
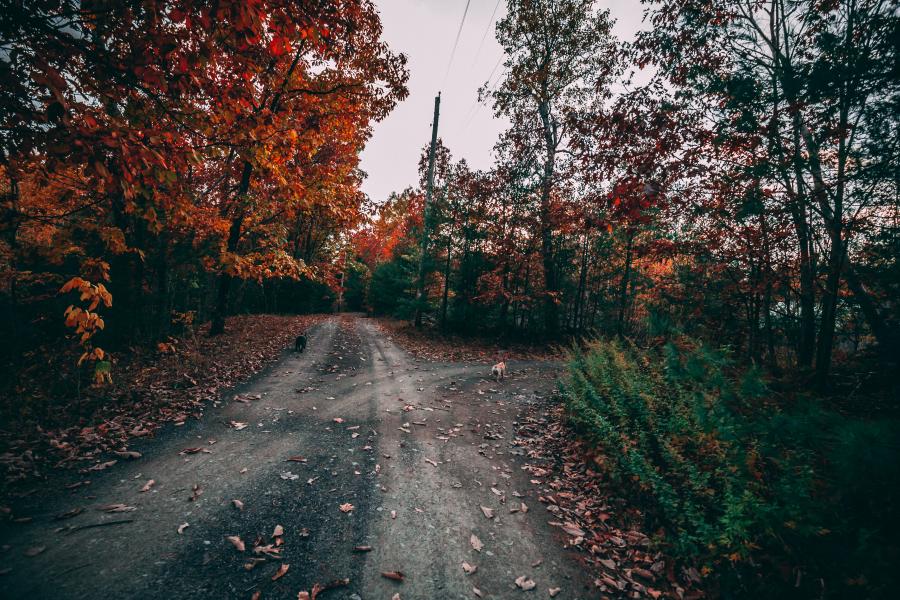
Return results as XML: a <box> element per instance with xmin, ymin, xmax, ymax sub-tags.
<box><xmin>561</xmin><ymin>337</ymin><xmax>900</xmax><ymax>597</ymax></box>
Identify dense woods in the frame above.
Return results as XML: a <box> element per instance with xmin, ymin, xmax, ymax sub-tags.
<box><xmin>1</xmin><ymin>1</ymin><xmax>899</xmax><ymax>598</ymax></box>
<box><xmin>358</xmin><ymin>0</ymin><xmax>898</xmax><ymax>387</ymax></box>
<box><xmin>1</xmin><ymin>0</ymin><xmax>407</xmax><ymax>395</ymax></box>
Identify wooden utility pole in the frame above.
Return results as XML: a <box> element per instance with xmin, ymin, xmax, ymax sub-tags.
<box><xmin>414</xmin><ymin>92</ymin><xmax>441</xmax><ymax>328</ymax></box>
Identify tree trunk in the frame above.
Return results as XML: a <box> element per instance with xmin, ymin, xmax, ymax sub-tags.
<box><xmin>210</xmin><ymin>161</ymin><xmax>252</xmax><ymax>335</ymax></box>
<box><xmin>617</xmin><ymin>230</ymin><xmax>634</xmax><ymax>337</ymax></box>
<box><xmin>538</xmin><ymin>99</ymin><xmax>559</xmax><ymax>338</ymax></box>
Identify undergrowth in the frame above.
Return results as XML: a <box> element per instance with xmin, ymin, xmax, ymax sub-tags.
<box><xmin>561</xmin><ymin>337</ymin><xmax>900</xmax><ymax>599</ymax></box>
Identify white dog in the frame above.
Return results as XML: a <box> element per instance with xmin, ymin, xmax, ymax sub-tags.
<box><xmin>491</xmin><ymin>360</ymin><xmax>507</xmax><ymax>382</ymax></box>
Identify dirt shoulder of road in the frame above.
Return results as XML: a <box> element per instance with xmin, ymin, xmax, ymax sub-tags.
<box><xmin>0</xmin><ymin>314</ymin><xmax>326</xmax><ymax>492</ymax></box>
<box><xmin>372</xmin><ymin>317</ymin><xmax>565</xmax><ymax>362</ymax></box>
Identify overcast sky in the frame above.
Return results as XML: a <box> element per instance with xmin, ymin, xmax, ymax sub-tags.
<box><xmin>359</xmin><ymin>0</ymin><xmax>647</xmax><ymax>203</ymax></box>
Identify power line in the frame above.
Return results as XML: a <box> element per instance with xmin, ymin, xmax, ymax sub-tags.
<box><xmin>471</xmin><ymin>0</ymin><xmax>502</xmax><ymax>68</ymax></box>
<box><xmin>443</xmin><ymin>0</ymin><xmax>472</xmax><ymax>87</ymax></box>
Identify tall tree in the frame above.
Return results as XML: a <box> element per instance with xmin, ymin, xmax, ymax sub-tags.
<box><xmin>489</xmin><ymin>0</ymin><xmax>618</xmax><ymax>337</ymax></box>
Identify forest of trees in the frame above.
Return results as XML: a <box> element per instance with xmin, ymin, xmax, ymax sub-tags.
<box><xmin>1</xmin><ymin>0</ymin><xmax>407</xmax><ymax>388</ymax></box>
<box><xmin>357</xmin><ymin>0</ymin><xmax>898</xmax><ymax>388</ymax></box>
<box><xmin>1</xmin><ymin>1</ymin><xmax>898</xmax><ymax>597</ymax></box>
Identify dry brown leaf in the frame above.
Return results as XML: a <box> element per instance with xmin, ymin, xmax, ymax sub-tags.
<box><xmin>549</xmin><ymin>587</ymin><xmax>561</xmax><ymax>597</ymax></box>
<box><xmin>473</xmin><ymin>587</ymin><xmax>483</xmax><ymax>598</ymax></box>
<box><xmin>232</xmin><ymin>499</ymin><xmax>244</xmax><ymax>510</ymax></box>
<box><xmin>140</xmin><ymin>479</ymin><xmax>155</xmax><ymax>492</ymax></box>
<box><xmin>272</xmin><ymin>525</ymin><xmax>284</xmax><ymax>537</ymax></box>
<box><xmin>353</xmin><ymin>545</ymin><xmax>373</xmax><ymax>552</ymax></box>
<box><xmin>470</xmin><ymin>534</ymin><xmax>483</xmax><ymax>552</ymax></box>
<box><xmin>480</xmin><ymin>506</ymin><xmax>494</xmax><ymax>519</ymax></box>
<box><xmin>286</xmin><ymin>456</ymin><xmax>307</xmax><ymax>463</ymax></box>
<box><xmin>226</xmin><ymin>535</ymin><xmax>246</xmax><ymax>552</ymax></box>
<box><xmin>381</xmin><ymin>571</ymin><xmax>404</xmax><ymax>581</ymax></box>
<box><xmin>462</xmin><ymin>561</ymin><xmax>477</xmax><ymax>575</ymax></box>
<box><xmin>114</xmin><ymin>450</ymin><xmax>142</xmax><ymax>459</ymax></box>
<box><xmin>515</xmin><ymin>576</ymin><xmax>536</xmax><ymax>591</ymax></box>
<box><xmin>298</xmin><ymin>593</ymin><xmax>310</xmax><ymax>600</ymax></box>
<box><xmin>333</xmin><ymin>417</ymin><xmax>345</xmax><ymax>424</ymax></box>
<box><xmin>229</xmin><ymin>421</ymin><xmax>248</xmax><ymax>430</ymax></box>
<box><xmin>339</xmin><ymin>503</ymin><xmax>354</xmax><ymax>513</ymax></box>
<box><xmin>392</xmin><ymin>595</ymin><xmax>400</xmax><ymax>600</ymax></box>
<box><xmin>177</xmin><ymin>522</ymin><xmax>189</xmax><ymax>534</ymax></box>
<box><xmin>179</xmin><ymin>447</ymin><xmax>211</xmax><ymax>455</ymax></box>
<box><xmin>251</xmin><ymin>592</ymin><xmax>260</xmax><ymax>600</ymax></box>
<box><xmin>98</xmin><ymin>503</ymin><xmax>136</xmax><ymax>513</ymax></box>
<box><xmin>271</xmin><ymin>563</ymin><xmax>289</xmax><ymax>581</ymax></box>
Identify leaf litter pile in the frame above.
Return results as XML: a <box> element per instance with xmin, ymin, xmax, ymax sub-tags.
<box><xmin>0</xmin><ymin>314</ymin><xmax>324</xmax><ymax>487</ymax></box>
<box><xmin>516</xmin><ymin>404</ymin><xmax>705</xmax><ymax>599</ymax></box>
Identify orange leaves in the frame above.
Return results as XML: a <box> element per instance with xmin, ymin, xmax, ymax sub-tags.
<box><xmin>268</xmin><ymin>35</ymin><xmax>291</xmax><ymax>57</ymax></box>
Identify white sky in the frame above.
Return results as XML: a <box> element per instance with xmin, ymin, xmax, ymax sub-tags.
<box><xmin>359</xmin><ymin>0</ymin><xmax>647</xmax><ymax>203</ymax></box>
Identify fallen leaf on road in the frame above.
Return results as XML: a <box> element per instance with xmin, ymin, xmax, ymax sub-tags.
<box><xmin>381</xmin><ymin>571</ymin><xmax>404</xmax><ymax>581</ymax></box>
<box><xmin>425</xmin><ymin>458</ymin><xmax>438</xmax><ymax>467</ymax></box>
<box><xmin>114</xmin><ymin>450</ymin><xmax>142</xmax><ymax>459</ymax></box>
<box><xmin>226</xmin><ymin>535</ymin><xmax>246</xmax><ymax>552</ymax></box>
<box><xmin>54</xmin><ymin>507</ymin><xmax>83</xmax><ymax>520</ymax></box>
<box><xmin>229</xmin><ymin>421</ymin><xmax>248</xmax><ymax>430</ymax></box>
<box><xmin>286</xmin><ymin>456</ymin><xmax>307</xmax><ymax>463</ymax></box>
<box><xmin>240</xmin><ymin>468</ymin><xmax>248</xmax><ymax>474</ymax></box>
<box><xmin>515</xmin><ymin>576</ymin><xmax>536</xmax><ymax>591</ymax></box>
<box><xmin>333</xmin><ymin>418</ymin><xmax>345</xmax><ymax>424</ymax></box>
<box><xmin>339</xmin><ymin>503</ymin><xmax>354</xmax><ymax>513</ymax></box>
<box><xmin>298</xmin><ymin>593</ymin><xmax>310</xmax><ymax>600</ymax></box>
<box><xmin>251</xmin><ymin>592</ymin><xmax>260</xmax><ymax>600</ymax></box>
<box><xmin>392</xmin><ymin>595</ymin><xmax>401</xmax><ymax>600</ymax></box>
<box><xmin>177</xmin><ymin>522</ymin><xmax>189</xmax><ymax>534</ymax></box>
<box><xmin>24</xmin><ymin>546</ymin><xmax>46</xmax><ymax>557</ymax></box>
<box><xmin>280</xmin><ymin>472</ymin><xmax>300</xmax><ymax>481</ymax></box>
<box><xmin>473</xmin><ymin>588</ymin><xmax>483</xmax><ymax>598</ymax></box>
<box><xmin>98</xmin><ymin>503</ymin><xmax>136</xmax><ymax>513</ymax></box>
<box><xmin>491</xmin><ymin>487</ymin><xmax>503</xmax><ymax>496</ymax></box>
<box><xmin>480</xmin><ymin>506</ymin><xmax>494</xmax><ymax>519</ymax></box>
<box><xmin>189</xmin><ymin>484</ymin><xmax>202</xmax><ymax>502</ymax></box>
<box><xmin>310</xmin><ymin>578</ymin><xmax>350</xmax><ymax>599</ymax></box>
<box><xmin>244</xmin><ymin>558</ymin><xmax>265</xmax><ymax>570</ymax></box>
<box><xmin>561</xmin><ymin>523</ymin><xmax>585</xmax><ymax>538</ymax></box>
<box><xmin>462</xmin><ymin>561</ymin><xmax>477</xmax><ymax>575</ymax></box>
<box><xmin>353</xmin><ymin>545</ymin><xmax>373</xmax><ymax>552</ymax></box>
<box><xmin>272</xmin><ymin>563</ymin><xmax>289</xmax><ymax>581</ymax></box>
<box><xmin>179</xmin><ymin>447</ymin><xmax>211</xmax><ymax>455</ymax></box>
<box><xmin>140</xmin><ymin>479</ymin><xmax>155</xmax><ymax>492</ymax></box>
<box><xmin>272</xmin><ymin>525</ymin><xmax>284</xmax><ymax>537</ymax></box>
<box><xmin>390</xmin><ymin>510</ymin><xmax>396</xmax><ymax>519</ymax></box>
<box><xmin>470</xmin><ymin>534</ymin><xmax>483</xmax><ymax>552</ymax></box>
<box><xmin>520</xmin><ymin>502</ymin><xmax>529</xmax><ymax>513</ymax></box>
<box><xmin>549</xmin><ymin>587</ymin><xmax>561</xmax><ymax>597</ymax></box>
<box><xmin>232</xmin><ymin>499</ymin><xmax>244</xmax><ymax>510</ymax></box>
<box><xmin>85</xmin><ymin>460</ymin><xmax>116</xmax><ymax>472</ymax></box>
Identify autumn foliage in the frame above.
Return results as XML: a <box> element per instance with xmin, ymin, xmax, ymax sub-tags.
<box><xmin>0</xmin><ymin>1</ymin><xmax>407</xmax><ymax>390</ymax></box>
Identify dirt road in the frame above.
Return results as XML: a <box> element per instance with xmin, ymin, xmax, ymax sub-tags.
<box><xmin>1</xmin><ymin>315</ymin><xmax>592</xmax><ymax>599</ymax></box>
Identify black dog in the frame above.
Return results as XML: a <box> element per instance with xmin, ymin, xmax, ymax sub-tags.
<box><xmin>294</xmin><ymin>334</ymin><xmax>307</xmax><ymax>353</ymax></box>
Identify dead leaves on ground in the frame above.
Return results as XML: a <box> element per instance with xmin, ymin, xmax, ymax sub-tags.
<box><xmin>381</xmin><ymin>570</ymin><xmax>404</xmax><ymax>582</ymax></box>
<box><xmin>470</xmin><ymin>534</ymin><xmax>483</xmax><ymax>552</ymax></box>
<box><xmin>515</xmin><ymin>575</ymin><xmax>537</xmax><ymax>591</ymax></box>
<box><xmin>140</xmin><ymin>479</ymin><xmax>155</xmax><ymax>492</ymax></box>
<box><xmin>339</xmin><ymin>503</ymin><xmax>354</xmax><ymax>513</ymax></box>
<box><xmin>517</xmin><ymin>406</ymin><xmax>698</xmax><ymax>599</ymax></box>
<box><xmin>271</xmin><ymin>563</ymin><xmax>290</xmax><ymax>581</ymax></box>
<box><xmin>97</xmin><ymin>503</ymin><xmax>136</xmax><ymax>513</ymax></box>
<box><xmin>226</xmin><ymin>535</ymin><xmax>246</xmax><ymax>552</ymax></box>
